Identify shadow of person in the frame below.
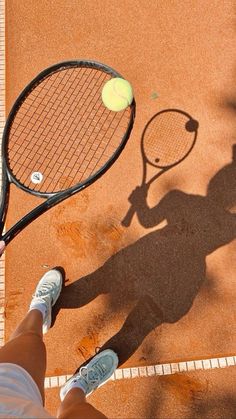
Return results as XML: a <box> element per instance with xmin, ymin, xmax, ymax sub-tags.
<box><xmin>58</xmin><ymin>145</ymin><xmax>236</xmax><ymax>366</ymax></box>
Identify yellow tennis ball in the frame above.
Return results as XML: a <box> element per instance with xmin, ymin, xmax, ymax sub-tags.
<box><xmin>102</xmin><ymin>78</ymin><xmax>133</xmax><ymax>112</ymax></box>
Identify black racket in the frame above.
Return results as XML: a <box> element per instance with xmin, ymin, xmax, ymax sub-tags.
<box><xmin>122</xmin><ymin>109</ymin><xmax>198</xmax><ymax>227</ymax></box>
<box><xmin>0</xmin><ymin>60</ymin><xmax>135</xmax><ymax>245</ymax></box>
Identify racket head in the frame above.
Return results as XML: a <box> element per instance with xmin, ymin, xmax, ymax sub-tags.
<box><xmin>141</xmin><ymin>109</ymin><xmax>198</xmax><ymax>171</ymax></box>
<box><xmin>2</xmin><ymin>60</ymin><xmax>135</xmax><ymax>197</ymax></box>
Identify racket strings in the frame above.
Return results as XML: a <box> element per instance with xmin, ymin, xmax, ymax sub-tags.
<box><xmin>9</xmin><ymin>70</ymin><xmax>73</xmax><ymax>163</ymax></box>
<box><xmin>144</xmin><ymin>113</ymin><xmax>195</xmax><ymax>167</ymax></box>
<box><xmin>13</xmin><ymin>68</ymin><xmax>96</xmax><ymax>168</ymax></box>
<box><xmin>10</xmin><ymin>69</ymin><xmax>84</xmax><ymax>179</ymax></box>
<box><xmin>46</xmin><ymin>72</ymin><xmax>126</xmax><ymax>191</ymax></box>
<box><xmin>36</xmin><ymin>69</ymin><xmax>107</xmax><ymax>191</ymax></box>
<box><xmin>7</xmin><ymin>66</ymin><xmax>131</xmax><ymax>193</ymax></box>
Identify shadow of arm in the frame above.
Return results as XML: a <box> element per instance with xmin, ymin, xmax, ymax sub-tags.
<box><xmin>129</xmin><ymin>186</ymin><xmax>170</xmax><ymax>228</ymax></box>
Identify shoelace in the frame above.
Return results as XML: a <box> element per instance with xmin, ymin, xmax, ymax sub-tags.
<box><xmin>76</xmin><ymin>362</ymin><xmax>107</xmax><ymax>390</ymax></box>
<box><xmin>33</xmin><ymin>282</ymin><xmax>57</xmax><ymax>298</ymax></box>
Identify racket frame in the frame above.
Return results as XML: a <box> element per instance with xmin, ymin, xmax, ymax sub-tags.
<box><xmin>0</xmin><ymin>60</ymin><xmax>135</xmax><ymax>244</ymax></box>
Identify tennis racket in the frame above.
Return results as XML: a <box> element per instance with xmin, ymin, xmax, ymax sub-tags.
<box><xmin>122</xmin><ymin>109</ymin><xmax>198</xmax><ymax>227</ymax></box>
<box><xmin>0</xmin><ymin>60</ymin><xmax>135</xmax><ymax>245</ymax></box>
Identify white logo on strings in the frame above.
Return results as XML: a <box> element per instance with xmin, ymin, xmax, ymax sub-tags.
<box><xmin>31</xmin><ymin>172</ymin><xmax>43</xmax><ymax>184</ymax></box>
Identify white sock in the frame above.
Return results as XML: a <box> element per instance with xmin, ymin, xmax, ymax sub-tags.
<box><xmin>29</xmin><ymin>301</ymin><xmax>48</xmax><ymax>321</ymax></box>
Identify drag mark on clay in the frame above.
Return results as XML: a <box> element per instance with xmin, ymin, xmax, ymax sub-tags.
<box><xmin>53</xmin><ymin>214</ymin><xmax>125</xmax><ymax>259</ymax></box>
<box><xmin>4</xmin><ymin>290</ymin><xmax>23</xmax><ymax>319</ymax></box>
<box><xmin>55</xmin><ymin>221</ymin><xmax>92</xmax><ymax>258</ymax></box>
<box><xmin>76</xmin><ymin>313</ymin><xmax>109</xmax><ymax>360</ymax></box>
<box><xmin>98</xmin><ymin>217</ymin><xmax>124</xmax><ymax>253</ymax></box>
<box><xmin>160</xmin><ymin>374</ymin><xmax>208</xmax><ymax>404</ymax></box>
<box><xmin>52</xmin><ymin>190</ymin><xmax>90</xmax><ymax>218</ymax></box>
<box><xmin>51</xmin><ymin>191</ymin><xmax>125</xmax><ymax>258</ymax></box>
<box><xmin>76</xmin><ymin>332</ymin><xmax>100</xmax><ymax>360</ymax></box>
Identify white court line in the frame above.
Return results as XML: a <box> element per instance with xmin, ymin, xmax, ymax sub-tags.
<box><xmin>45</xmin><ymin>355</ymin><xmax>236</xmax><ymax>389</ymax></box>
<box><xmin>0</xmin><ymin>0</ymin><xmax>236</xmax><ymax>389</ymax></box>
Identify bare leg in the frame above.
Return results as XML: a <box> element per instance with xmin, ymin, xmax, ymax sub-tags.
<box><xmin>0</xmin><ymin>309</ymin><xmax>46</xmax><ymax>402</ymax></box>
<box><xmin>58</xmin><ymin>350</ymin><xmax>117</xmax><ymax>419</ymax></box>
<box><xmin>57</xmin><ymin>388</ymin><xmax>107</xmax><ymax>419</ymax></box>
<box><xmin>0</xmin><ymin>268</ymin><xmax>63</xmax><ymax>406</ymax></box>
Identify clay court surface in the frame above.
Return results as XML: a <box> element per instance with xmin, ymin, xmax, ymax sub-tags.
<box><xmin>2</xmin><ymin>0</ymin><xmax>236</xmax><ymax>417</ymax></box>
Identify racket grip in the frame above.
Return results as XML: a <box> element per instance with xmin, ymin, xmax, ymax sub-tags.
<box><xmin>121</xmin><ymin>205</ymin><xmax>136</xmax><ymax>227</ymax></box>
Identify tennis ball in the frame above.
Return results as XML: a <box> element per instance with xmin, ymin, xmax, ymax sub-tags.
<box><xmin>102</xmin><ymin>77</ymin><xmax>133</xmax><ymax>112</ymax></box>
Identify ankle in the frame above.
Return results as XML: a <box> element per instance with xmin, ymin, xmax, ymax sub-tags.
<box><xmin>63</xmin><ymin>387</ymin><xmax>86</xmax><ymax>404</ymax></box>
<box><xmin>28</xmin><ymin>308</ymin><xmax>44</xmax><ymax>320</ymax></box>
<box><xmin>29</xmin><ymin>301</ymin><xmax>48</xmax><ymax>321</ymax></box>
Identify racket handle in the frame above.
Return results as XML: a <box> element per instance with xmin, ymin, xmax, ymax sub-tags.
<box><xmin>121</xmin><ymin>205</ymin><xmax>136</xmax><ymax>227</ymax></box>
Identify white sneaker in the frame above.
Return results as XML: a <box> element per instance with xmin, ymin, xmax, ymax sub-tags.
<box><xmin>29</xmin><ymin>269</ymin><xmax>63</xmax><ymax>334</ymax></box>
<box><xmin>60</xmin><ymin>349</ymin><xmax>118</xmax><ymax>401</ymax></box>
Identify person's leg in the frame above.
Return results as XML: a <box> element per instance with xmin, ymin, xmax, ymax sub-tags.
<box><xmin>0</xmin><ymin>269</ymin><xmax>63</xmax><ymax>404</ymax></box>
<box><xmin>57</xmin><ymin>388</ymin><xmax>107</xmax><ymax>419</ymax></box>
<box><xmin>0</xmin><ymin>309</ymin><xmax>46</xmax><ymax>401</ymax></box>
<box><xmin>57</xmin><ymin>349</ymin><xmax>118</xmax><ymax>419</ymax></box>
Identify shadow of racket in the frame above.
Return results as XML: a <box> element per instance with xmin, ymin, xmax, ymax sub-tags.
<box><xmin>122</xmin><ymin>109</ymin><xmax>199</xmax><ymax>227</ymax></box>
